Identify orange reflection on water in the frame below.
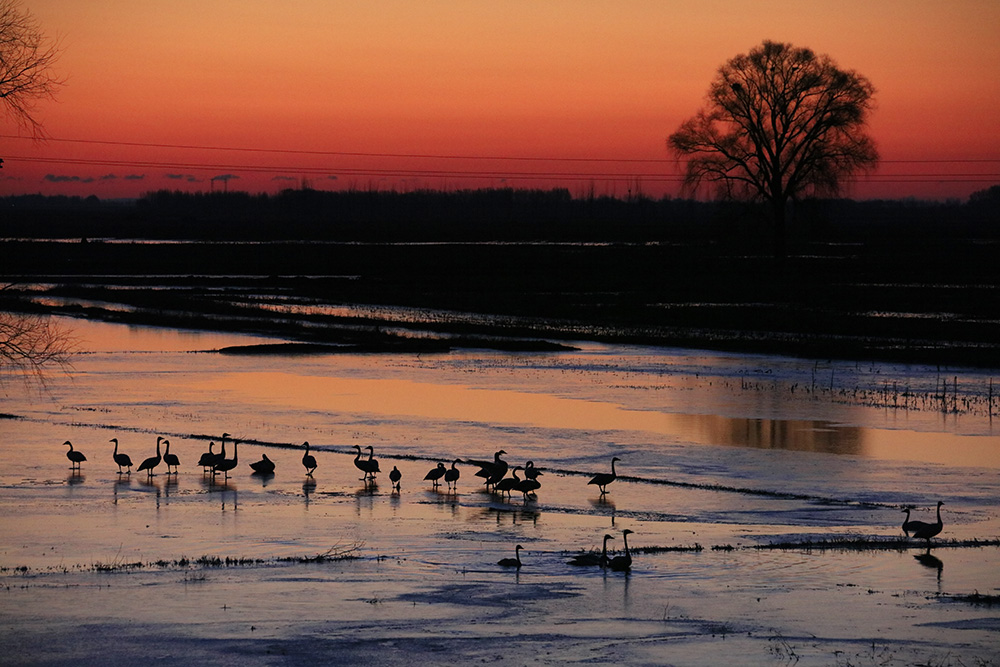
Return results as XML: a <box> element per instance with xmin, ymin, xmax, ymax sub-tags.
<box><xmin>200</xmin><ymin>371</ymin><xmax>1000</xmax><ymax>468</ymax></box>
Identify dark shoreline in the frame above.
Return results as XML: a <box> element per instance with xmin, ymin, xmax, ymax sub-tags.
<box><xmin>3</xmin><ymin>188</ymin><xmax>1000</xmax><ymax>367</ymax></box>
<box><xmin>3</xmin><ymin>236</ymin><xmax>1000</xmax><ymax>368</ymax></box>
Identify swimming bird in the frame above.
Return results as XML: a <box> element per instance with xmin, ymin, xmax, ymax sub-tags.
<box><xmin>588</xmin><ymin>456</ymin><xmax>620</xmax><ymax>495</ymax></box>
<box><xmin>110</xmin><ymin>438</ymin><xmax>132</xmax><ymax>474</ymax></box>
<box><xmin>497</xmin><ymin>544</ymin><xmax>524</xmax><ymax>568</ymax></box>
<box><xmin>302</xmin><ymin>441</ymin><xmax>317</xmax><ymax>475</ymax></box>
<box><xmin>213</xmin><ymin>440</ymin><xmax>239</xmax><ymax>479</ymax></box>
<box><xmin>423</xmin><ymin>462</ymin><xmax>446</xmax><ymax>487</ymax></box>
<box><xmin>63</xmin><ymin>440</ymin><xmax>86</xmax><ymax>470</ymax></box>
<box><xmin>493</xmin><ymin>466</ymin><xmax>522</xmax><ymax>500</ymax></box>
<box><xmin>907</xmin><ymin>501</ymin><xmax>945</xmax><ymax>544</ymax></box>
<box><xmin>249</xmin><ymin>453</ymin><xmax>275</xmax><ymax>474</ymax></box>
<box><xmin>608</xmin><ymin>529</ymin><xmax>634</xmax><ymax>572</ymax></box>
<box><xmin>137</xmin><ymin>437</ymin><xmax>163</xmax><ymax>477</ymax></box>
<box><xmin>163</xmin><ymin>439</ymin><xmax>180</xmax><ymax>474</ymax></box>
<box><xmin>568</xmin><ymin>534</ymin><xmax>614</xmax><ymax>567</ymax></box>
<box><xmin>197</xmin><ymin>442</ymin><xmax>217</xmax><ymax>472</ymax></box>
<box><xmin>389</xmin><ymin>465</ymin><xmax>401</xmax><ymax>490</ymax></box>
<box><xmin>444</xmin><ymin>459</ymin><xmax>461</xmax><ymax>490</ymax></box>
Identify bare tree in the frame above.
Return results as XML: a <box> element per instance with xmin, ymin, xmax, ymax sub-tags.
<box><xmin>0</xmin><ymin>308</ymin><xmax>76</xmax><ymax>385</ymax></box>
<box><xmin>0</xmin><ymin>0</ymin><xmax>61</xmax><ymax>138</ymax></box>
<box><xmin>668</xmin><ymin>40</ymin><xmax>878</xmax><ymax>256</ymax></box>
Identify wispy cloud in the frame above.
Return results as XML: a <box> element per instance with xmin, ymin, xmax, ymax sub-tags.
<box><xmin>123</xmin><ymin>174</ymin><xmax>145</xmax><ymax>181</ymax></box>
<box><xmin>211</xmin><ymin>174</ymin><xmax>239</xmax><ymax>182</ymax></box>
<box><xmin>328</xmin><ymin>175</ymin><xmax>338</xmax><ymax>180</ymax></box>
<box><xmin>272</xmin><ymin>175</ymin><xmax>297</xmax><ymax>182</ymax></box>
<box><xmin>165</xmin><ymin>173</ymin><xmax>202</xmax><ymax>182</ymax></box>
<box><xmin>44</xmin><ymin>174</ymin><xmax>95</xmax><ymax>183</ymax></box>
<box><xmin>100</xmin><ymin>173</ymin><xmax>118</xmax><ymax>181</ymax></box>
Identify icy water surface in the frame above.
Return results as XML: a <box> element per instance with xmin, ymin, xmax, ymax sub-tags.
<box><xmin>1</xmin><ymin>317</ymin><xmax>998</xmax><ymax>665</ymax></box>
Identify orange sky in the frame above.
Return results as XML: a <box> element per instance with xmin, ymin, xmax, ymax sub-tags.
<box><xmin>1</xmin><ymin>0</ymin><xmax>998</xmax><ymax>200</ymax></box>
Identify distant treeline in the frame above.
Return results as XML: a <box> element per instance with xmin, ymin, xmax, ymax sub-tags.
<box><xmin>1</xmin><ymin>185</ymin><xmax>998</xmax><ymax>245</ymax></box>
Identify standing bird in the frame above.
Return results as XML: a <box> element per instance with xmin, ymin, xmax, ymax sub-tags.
<box><xmin>389</xmin><ymin>465</ymin><xmax>402</xmax><ymax>490</ymax></box>
<box><xmin>568</xmin><ymin>534</ymin><xmax>614</xmax><ymax>567</ymax></box>
<box><xmin>249</xmin><ymin>453</ymin><xmax>275</xmax><ymax>474</ymax></box>
<box><xmin>197</xmin><ymin>442</ymin><xmax>217</xmax><ymax>473</ymax></box>
<box><xmin>163</xmin><ymin>439</ymin><xmax>180</xmax><ymax>474</ymax></box>
<box><xmin>497</xmin><ymin>544</ymin><xmax>524</xmax><ymax>568</ymax></box>
<box><xmin>901</xmin><ymin>507</ymin><xmax>917</xmax><ymax>537</ymax></box>
<box><xmin>213</xmin><ymin>440</ymin><xmax>239</xmax><ymax>479</ymax></box>
<box><xmin>302</xmin><ymin>441</ymin><xmax>317</xmax><ymax>476</ymax></box>
<box><xmin>468</xmin><ymin>450</ymin><xmax>508</xmax><ymax>490</ymax></box>
<box><xmin>608</xmin><ymin>529</ymin><xmax>634</xmax><ymax>572</ymax></box>
<box><xmin>493</xmin><ymin>466</ymin><xmax>522</xmax><ymax>500</ymax></box>
<box><xmin>423</xmin><ymin>462</ymin><xmax>447</xmax><ymax>487</ymax></box>
<box><xmin>515</xmin><ymin>471</ymin><xmax>541</xmax><ymax>500</ymax></box>
<box><xmin>63</xmin><ymin>441</ymin><xmax>87</xmax><ymax>470</ymax></box>
<box><xmin>137</xmin><ymin>437</ymin><xmax>163</xmax><ymax>477</ymax></box>
<box><xmin>523</xmin><ymin>461</ymin><xmax>542</xmax><ymax>481</ymax></box>
<box><xmin>352</xmin><ymin>445</ymin><xmax>379</xmax><ymax>481</ymax></box>
<box><xmin>110</xmin><ymin>438</ymin><xmax>132</xmax><ymax>474</ymax></box>
<box><xmin>588</xmin><ymin>456</ymin><xmax>621</xmax><ymax>495</ymax></box>
<box><xmin>366</xmin><ymin>446</ymin><xmax>381</xmax><ymax>477</ymax></box>
<box><xmin>907</xmin><ymin>501</ymin><xmax>945</xmax><ymax>544</ymax></box>
<box><xmin>444</xmin><ymin>459</ymin><xmax>461</xmax><ymax>490</ymax></box>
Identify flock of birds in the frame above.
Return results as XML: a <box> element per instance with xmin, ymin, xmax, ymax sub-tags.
<box><xmin>61</xmin><ymin>437</ymin><xmax>947</xmax><ymax>571</ymax></box>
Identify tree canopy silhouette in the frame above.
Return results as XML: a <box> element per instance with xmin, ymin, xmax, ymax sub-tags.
<box><xmin>668</xmin><ymin>40</ymin><xmax>878</xmax><ymax>256</ymax></box>
<box><xmin>0</xmin><ymin>0</ymin><xmax>61</xmax><ymax>137</ymax></box>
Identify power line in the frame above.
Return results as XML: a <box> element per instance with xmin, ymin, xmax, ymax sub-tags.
<box><xmin>2</xmin><ymin>134</ymin><xmax>998</xmax><ymax>165</ymax></box>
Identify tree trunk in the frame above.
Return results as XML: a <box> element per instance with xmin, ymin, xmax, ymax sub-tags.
<box><xmin>770</xmin><ymin>198</ymin><xmax>787</xmax><ymax>260</ymax></box>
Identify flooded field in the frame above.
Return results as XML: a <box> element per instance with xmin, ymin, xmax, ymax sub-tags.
<box><xmin>2</xmin><ymin>316</ymin><xmax>998</xmax><ymax>665</ymax></box>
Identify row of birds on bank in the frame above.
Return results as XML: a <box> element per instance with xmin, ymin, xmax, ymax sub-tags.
<box><xmin>62</xmin><ymin>440</ymin><xmax>622</xmax><ymax>499</ymax></box>
<box><xmin>498</xmin><ymin>529</ymin><xmax>636</xmax><ymax>571</ymax></box>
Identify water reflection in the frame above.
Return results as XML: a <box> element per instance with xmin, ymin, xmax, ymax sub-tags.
<box><xmin>302</xmin><ymin>477</ymin><xmax>317</xmax><ymax>506</ymax></box>
<box><xmin>251</xmin><ymin>471</ymin><xmax>275</xmax><ymax>487</ymax></box>
<box><xmin>66</xmin><ymin>471</ymin><xmax>85</xmax><ymax>486</ymax></box>
<box><xmin>914</xmin><ymin>549</ymin><xmax>944</xmax><ymax>587</ymax></box>
<box><xmin>679</xmin><ymin>414</ymin><xmax>864</xmax><ymax>455</ymax></box>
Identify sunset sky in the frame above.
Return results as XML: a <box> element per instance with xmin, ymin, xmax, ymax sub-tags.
<box><xmin>1</xmin><ymin>0</ymin><xmax>998</xmax><ymax>200</ymax></box>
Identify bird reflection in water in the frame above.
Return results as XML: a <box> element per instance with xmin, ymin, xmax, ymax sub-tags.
<box><xmin>301</xmin><ymin>476</ymin><xmax>317</xmax><ymax>507</ymax></box>
<box><xmin>914</xmin><ymin>549</ymin><xmax>944</xmax><ymax>585</ymax></box>
<box><xmin>251</xmin><ymin>471</ymin><xmax>275</xmax><ymax>487</ymax></box>
<box><xmin>66</xmin><ymin>471</ymin><xmax>85</xmax><ymax>485</ymax></box>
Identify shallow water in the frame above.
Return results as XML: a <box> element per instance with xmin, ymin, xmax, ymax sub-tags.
<box><xmin>1</xmin><ymin>317</ymin><xmax>998</xmax><ymax>665</ymax></box>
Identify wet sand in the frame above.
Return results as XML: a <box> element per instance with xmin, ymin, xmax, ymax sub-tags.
<box><xmin>2</xmin><ymin>319</ymin><xmax>998</xmax><ymax>665</ymax></box>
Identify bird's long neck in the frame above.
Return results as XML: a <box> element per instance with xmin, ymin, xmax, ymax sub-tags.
<box><xmin>232</xmin><ymin>442</ymin><xmax>238</xmax><ymax>459</ymax></box>
<box><xmin>602</xmin><ymin>536</ymin><xmax>610</xmax><ymax>557</ymax></box>
<box><xmin>935</xmin><ymin>504</ymin><xmax>942</xmax><ymax>525</ymax></box>
<box><xmin>611</xmin><ymin>459</ymin><xmax>617</xmax><ymax>476</ymax></box>
<box><xmin>156</xmin><ymin>440</ymin><xmax>161</xmax><ymax>455</ymax></box>
<box><xmin>623</xmin><ymin>533</ymin><xmax>630</xmax><ymax>557</ymax></box>
<box><xmin>355</xmin><ymin>447</ymin><xmax>362</xmax><ymax>461</ymax></box>
<box><xmin>113</xmin><ymin>440</ymin><xmax>118</xmax><ymax>454</ymax></box>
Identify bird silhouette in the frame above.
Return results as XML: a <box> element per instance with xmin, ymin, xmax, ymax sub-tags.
<box><xmin>608</xmin><ymin>529</ymin><xmax>634</xmax><ymax>572</ymax></box>
<box><xmin>63</xmin><ymin>441</ymin><xmax>86</xmax><ymax>470</ymax></box>
<box><xmin>389</xmin><ymin>465</ymin><xmax>401</xmax><ymax>490</ymax></box>
<box><xmin>493</xmin><ymin>466</ymin><xmax>522</xmax><ymax>500</ymax></box>
<box><xmin>423</xmin><ymin>462</ymin><xmax>446</xmax><ymax>487</ymax></box>
<box><xmin>497</xmin><ymin>544</ymin><xmax>524</xmax><ymax>568</ymax></box>
<box><xmin>468</xmin><ymin>450</ymin><xmax>507</xmax><ymax>490</ymax></box>
<box><xmin>197</xmin><ymin>442</ymin><xmax>217</xmax><ymax>473</ymax></box>
<box><xmin>568</xmin><ymin>534</ymin><xmax>614</xmax><ymax>567</ymax></box>
<box><xmin>249</xmin><ymin>453</ymin><xmax>275</xmax><ymax>474</ymax></box>
<box><xmin>588</xmin><ymin>456</ymin><xmax>620</xmax><ymax>495</ymax></box>
<box><xmin>515</xmin><ymin>472</ymin><xmax>541</xmax><ymax>500</ymax></box>
<box><xmin>901</xmin><ymin>507</ymin><xmax>918</xmax><ymax>537</ymax></box>
<box><xmin>444</xmin><ymin>459</ymin><xmax>461</xmax><ymax>490</ymax></box>
<box><xmin>907</xmin><ymin>501</ymin><xmax>945</xmax><ymax>544</ymax></box>
<box><xmin>523</xmin><ymin>461</ymin><xmax>542</xmax><ymax>481</ymax></box>
<box><xmin>137</xmin><ymin>437</ymin><xmax>163</xmax><ymax>477</ymax></box>
<box><xmin>366</xmin><ymin>446</ymin><xmax>381</xmax><ymax>477</ymax></box>
<box><xmin>302</xmin><ymin>441</ymin><xmax>317</xmax><ymax>475</ymax></box>
<box><xmin>352</xmin><ymin>445</ymin><xmax>379</xmax><ymax>481</ymax></box>
<box><xmin>163</xmin><ymin>439</ymin><xmax>180</xmax><ymax>474</ymax></box>
<box><xmin>110</xmin><ymin>438</ymin><xmax>132</xmax><ymax>474</ymax></box>
<box><xmin>213</xmin><ymin>440</ymin><xmax>239</xmax><ymax>478</ymax></box>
